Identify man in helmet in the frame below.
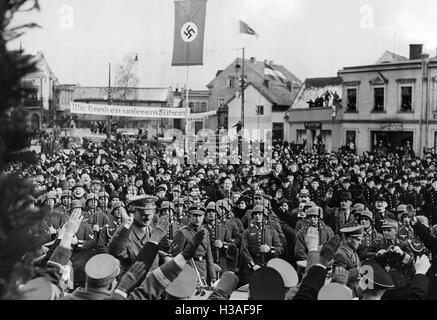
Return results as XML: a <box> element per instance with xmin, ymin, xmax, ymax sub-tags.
<box><xmin>357</xmin><ymin>209</ymin><xmax>382</xmax><ymax>260</ymax></box>
<box><xmin>158</xmin><ymin>201</ymin><xmax>180</xmax><ymax>253</ymax></box>
<box><xmin>240</xmin><ymin>205</ymin><xmax>283</xmax><ymax>285</ymax></box>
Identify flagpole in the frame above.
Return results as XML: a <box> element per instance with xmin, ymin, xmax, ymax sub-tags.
<box><xmin>241</xmin><ymin>47</ymin><xmax>245</xmax><ymax>131</ymax></box>
<box><xmin>185</xmin><ymin>66</ymin><xmax>190</xmax><ymax>155</ymax></box>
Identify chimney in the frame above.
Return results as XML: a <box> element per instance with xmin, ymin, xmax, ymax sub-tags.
<box><xmin>409</xmin><ymin>44</ymin><xmax>423</xmax><ymax>60</ymax></box>
<box><xmin>269</xmin><ymin>60</ymin><xmax>274</xmax><ymax>65</ymax></box>
<box><xmin>264</xmin><ymin>59</ymin><xmax>268</xmax><ymax>64</ymax></box>
<box><xmin>250</xmin><ymin>57</ymin><xmax>256</xmax><ymax>63</ymax></box>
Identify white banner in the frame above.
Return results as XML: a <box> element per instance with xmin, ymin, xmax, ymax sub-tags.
<box><xmin>188</xmin><ymin>110</ymin><xmax>217</xmax><ymax>121</ymax></box>
<box><xmin>70</xmin><ymin>102</ymin><xmax>188</xmax><ymax>119</ymax></box>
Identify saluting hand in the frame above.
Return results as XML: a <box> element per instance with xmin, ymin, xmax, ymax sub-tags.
<box><xmin>121</xmin><ymin>207</ymin><xmax>134</xmax><ymax>229</ymax></box>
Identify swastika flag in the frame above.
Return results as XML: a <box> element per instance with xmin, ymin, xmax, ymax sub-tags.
<box><xmin>171</xmin><ymin>0</ymin><xmax>207</xmax><ymax>66</ymax></box>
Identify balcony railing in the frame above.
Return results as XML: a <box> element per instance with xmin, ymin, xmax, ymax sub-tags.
<box><xmin>23</xmin><ymin>98</ymin><xmax>43</xmax><ymax>108</ymax></box>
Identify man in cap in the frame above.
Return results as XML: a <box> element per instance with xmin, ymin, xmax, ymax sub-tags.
<box><xmin>406</xmin><ymin>181</ymin><xmax>424</xmax><ymax>216</ymax></box>
<box><xmin>169</xmin><ymin>203</ymin><xmax>216</xmax><ymax>286</ymax></box>
<box><xmin>240</xmin><ymin>205</ymin><xmax>283</xmax><ymax>285</ymax></box>
<box><xmin>362</xmin><ymin>177</ymin><xmax>376</xmax><ymax>207</ymax></box>
<box><xmin>373</xmin><ymin>194</ymin><xmax>396</xmax><ymax>233</ymax></box>
<box><xmin>325</xmin><ymin>192</ymin><xmax>359</xmax><ymax>235</ymax></box>
<box><xmin>424</xmin><ymin>177</ymin><xmax>437</xmax><ymax>225</ymax></box>
<box><xmin>109</xmin><ymin>195</ymin><xmax>161</xmax><ymax>274</ymax></box>
<box><xmin>333</xmin><ymin>226</ymin><xmax>363</xmax><ymax>291</ymax></box>
<box><xmin>368</xmin><ymin>218</ymin><xmax>415</xmax><ymax>300</ymax></box>
<box><xmin>357</xmin><ymin>209</ymin><xmax>383</xmax><ymax>260</ymax></box>
<box><xmin>329</xmin><ymin>178</ymin><xmax>351</xmax><ymax>208</ymax></box>
<box><xmin>357</xmin><ymin>259</ymin><xmax>394</xmax><ymax>300</ymax></box>
<box><xmin>396</xmin><ymin>204</ymin><xmax>415</xmax><ymax>242</ymax></box>
<box><xmin>61</xmin><ymin>254</ymin><xmax>121</xmax><ymax>300</ymax></box>
<box><xmin>295</xmin><ymin>206</ymin><xmax>335</xmax><ymax>261</ymax></box>
<box><xmin>203</xmin><ymin>201</ymin><xmax>233</xmax><ymax>279</ymax></box>
<box><xmin>384</xmin><ymin>183</ymin><xmax>400</xmax><ymax>212</ymax></box>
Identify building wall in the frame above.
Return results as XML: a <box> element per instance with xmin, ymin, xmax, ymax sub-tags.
<box><xmin>227</xmin><ymin>85</ymin><xmax>273</xmax><ymax>141</ymax></box>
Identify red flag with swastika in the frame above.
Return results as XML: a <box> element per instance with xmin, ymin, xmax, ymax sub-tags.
<box><xmin>171</xmin><ymin>0</ymin><xmax>208</xmax><ymax>66</ymax></box>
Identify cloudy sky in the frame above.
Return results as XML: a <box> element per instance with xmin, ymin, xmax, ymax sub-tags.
<box><xmin>10</xmin><ymin>0</ymin><xmax>437</xmax><ymax>89</ymax></box>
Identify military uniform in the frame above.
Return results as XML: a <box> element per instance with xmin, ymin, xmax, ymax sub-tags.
<box><xmin>169</xmin><ymin>222</ymin><xmax>216</xmax><ymax>284</ymax></box>
<box><xmin>240</xmin><ymin>222</ymin><xmax>283</xmax><ymax>274</ymax></box>
<box><xmin>368</xmin><ymin>219</ymin><xmax>415</xmax><ymax>300</ymax></box>
<box><xmin>333</xmin><ymin>226</ymin><xmax>363</xmax><ymax>290</ymax></box>
<box><xmin>204</xmin><ymin>219</ymin><xmax>232</xmax><ymax>274</ymax></box>
<box><xmin>406</xmin><ymin>190</ymin><xmax>424</xmax><ymax>215</ymax></box>
<box><xmin>108</xmin><ymin>196</ymin><xmax>161</xmax><ymax>275</ymax></box>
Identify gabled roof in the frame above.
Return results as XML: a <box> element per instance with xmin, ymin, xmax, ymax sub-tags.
<box><xmin>226</xmin><ymin>82</ymin><xmax>298</xmax><ymax>108</ymax></box>
<box><xmin>375</xmin><ymin>50</ymin><xmax>408</xmax><ymax>64</ymax></box>
<box><xmin>207</xmin><ymin>58</ymin><xmax>302</xmax><ymax>88</ymax></box>
<box><xmin>73</xmin><ymin>87</ymin><xmax>172</xmax><ymax>102</ymax></box>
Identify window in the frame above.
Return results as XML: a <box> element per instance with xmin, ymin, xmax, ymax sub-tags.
<box><xmin>256</xmin><ymin>105</ymin><xmax>264</xmax><ymax>115</ymax></box>
<box><xmin>195</xmin><ymin>121</ymin><xmax>203</xmax><ymax>134</ymax></box>
<box><xmin>346</xmin><ymin>130</ymin><xmax>356</xmax><ymax>147</ymax></box>
<box><xmin>373</xmin><ymin>87</ymin><xmax>384</xmax><ymax>112</ymax></box>
<box><xmin>189</xmin><ymin>102</ymin><xmax>194</xmax><ymax>112</ymax></box>
<box><xmin>296</xmin><ymin>130</ymin><xmax>306</xmax><ymax>143</ymax></box>
<box><xmin>195</xmin><ymin>102</ymin><xmax>201</xmax><ymax>113</ymax></box>
<box><xmin>201</xmin><ymin>102</ymin><xmax>207</xmax><ymax>112</ymax></box>
<box><xmin>227</xmin><ymin>76</ymin><xmax>235</xmax><ymax>88</ymax></box>
<box><xmin>400</xmin><ymin>86</ymin><xmax>413</xmax><ymax>111</ymax></box>
<box><xmin>218</xmin><ymin>97</ymin><xmax>225</xmax><ymax>108</ymax></box>
<box><xmin>346</xmin><ymin>88</ymin><xmax>357</xmax><ymax>112</ymax></box>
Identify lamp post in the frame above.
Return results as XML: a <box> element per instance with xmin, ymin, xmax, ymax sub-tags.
<box><xmin>107</xmin><ymin>63</ymin><xmax>112</xmax><ymax>140</ymax></box>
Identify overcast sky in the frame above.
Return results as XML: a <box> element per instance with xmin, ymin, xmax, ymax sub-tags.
<box><xmin>10</xmin><ymin>0</ymin><xmax>437</xmax><ymax>89</ymax></box>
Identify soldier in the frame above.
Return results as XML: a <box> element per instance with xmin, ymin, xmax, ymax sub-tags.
<box><xmin>62</xmin><ymin>254</ymin><xmax>120</xmax><ymax>300</ymax></box>
<box><xmin>173</xmin><ymin>197</ymin><xmax>189</xmax><ymax>226</ymax></box>
<box><xmin>43</xmin><ymin>193</ymin><xmax>68</xmax><ymax>239</ymax></box>
<box><xmin>406</xmin><ymin>181</ymin><xmax>424</xmax><ymax>216</ymax></box>
<box><xmin>203</xmin><ymin>202</ymin><xmax>233</xmax><ymax>278</ymax></box>
<box><xmin>72</xmin><ymin>181</ymin><xmax>87</xmax><ymax>207</ymax></box>
<box><xmin>169</xmin><ymin>203</ymin><xmax>216</xmax><ymax>286</ymax></box>
<box><xmin>158</xmin><ymin>201</ymin><xmax>180</xmax><ymax>253</ymax></box>
<box><xmin>90</xmin><ymin>179</ymin><xmax>102</xmax><ymax>194</ymax></box>
<box><xmin>240</xmin><ymin>205</ymin><xmax>283</xmax><ymax>285</ymax></box>
<box><xmin>333</xmin><ymin>226</ymin><xmax>363</xmax><ymax>291</ymax></box>
<box><xmin>362</xmin><ymin>177</ymin><xmax>376</xmax><ymax>207</ymax></box>
<box><xmin>368</xmin><ymin>218</ymin><xmax>415</xmax><ymax>300</ymax></box>
<box><xmin>96</xmin><ymin>201</ymin><xmax>124</xmax><ymax>252</ymax></box>
<box><xmin>384</xmin><ymin>183</ymin><xmax>400</xmax><ymax>212</ymax></box>
<box><xmin>98</xmin><ymin>191</ymin><xmax>110</xmax><ymax>215</ymax></box>
<box><xmin>295</xmin><ymin>206</ymin><xmax>335</xmax><ymax>261</ymax></box>
<box><xmin>108</xmin><ymin>195</ymin><xmax>162</xmax><ymax>274</ymax></box>
<box><xmin>424</xmin><ymin>178</ymin><xmax>437</xmax><ymax>225</ymax></box>
<box><xmin>396</xmin><ymin>204</ymin><xmax>426</xmax><ymax>258</ymax></box>
<box><xmin>358</xmin><ymin>259</ymin><xmax>394</xmax><ymax>300</ymax></box>
<box><xmin>170</xmin><ymin>184</ymin><xmax>182</xmax><ymax>202</ymax></box>
<box><xmin>155</xmin><ymin>184</ymin><xmax>168</xmax><ymax>200</ymax></box>
<box><xmin>82</xmin><ymin>193</ymin><xmax>109</xmax><ymax>235</ymax></box>
<box><xmin>357</xmin><ymin>209</ymin><xmax>383</xmax><ymax>260</ymax></box>
<box><xmin>57</xmin><ymin>190</ymin><xmax>72</xmax><ymax>216</ymax></box>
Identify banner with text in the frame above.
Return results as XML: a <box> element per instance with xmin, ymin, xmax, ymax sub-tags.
<box><xmin>70</xmin><ymin>102</ymin><xmax>188</xmax><ymax>119</ymax></box>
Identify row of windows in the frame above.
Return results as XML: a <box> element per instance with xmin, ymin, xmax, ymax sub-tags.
<box><xmin>346</xmin><ymin>85</ymin><xmax>413</xmax><ymax>113</ymax></box>
<box><xmin>188</xmin><ymin>101</ymin><xmax>208</xmax><ymax>113</ymax></box>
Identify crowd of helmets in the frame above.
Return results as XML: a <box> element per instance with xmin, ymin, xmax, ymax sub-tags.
<box><xmin>5</xmin><ymin>131</ymin><xmax>437</xmax><ymax>300</ymax></box>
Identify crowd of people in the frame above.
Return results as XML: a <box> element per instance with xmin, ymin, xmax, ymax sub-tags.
<box><xmin>3</xmin><ymin>129</ymin><xmax>437</xmax><ymax>300</ymax></box>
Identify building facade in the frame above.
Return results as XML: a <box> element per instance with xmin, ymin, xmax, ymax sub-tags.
<box><xmin>287</xmin><ymin>44</ymin><xmax>437</xmax><ymax>156</ymax></box>
<box><xmin>207</xmin><ymin>57</ymin><xmax>301</xmax><ymax>131</ymax></box>
<box><xmin>21</xmin><ymin>51</ymin><xmax>59</xmax><ymax>131</ymax></box>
